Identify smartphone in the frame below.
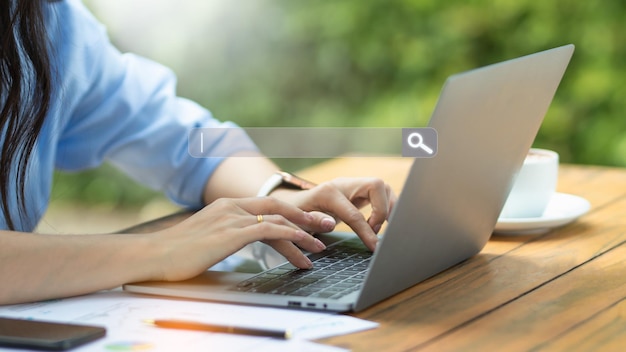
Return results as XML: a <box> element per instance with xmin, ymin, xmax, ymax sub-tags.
<box><xmin>0</xmin><ymin>317</ymin><xmax>106</xmax><ymax>351</ymax></box>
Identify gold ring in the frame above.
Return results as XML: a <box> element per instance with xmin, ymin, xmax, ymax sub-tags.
<box><xmin>256</xmin><ymin>214</ymin><xmax>264</xmax><ymax>223</ymax></box>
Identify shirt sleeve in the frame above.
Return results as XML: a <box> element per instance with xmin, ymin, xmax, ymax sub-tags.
<box><xmin>53</xmin><ymin>0</ymin><xmax>259</xmax><ymax>208</ymax></box>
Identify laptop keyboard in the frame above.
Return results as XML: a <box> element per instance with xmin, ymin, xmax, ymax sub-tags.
<box><xmin>228</xmin><ymin>238</ymin><xmax>372</xmax><ymax>300</ymax></box>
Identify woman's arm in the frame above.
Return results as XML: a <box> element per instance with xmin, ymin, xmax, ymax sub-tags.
<box><xmin>202</xmin><ymin>151</ymin><xmax>281</xmax><ymax>203</ymax></box>
<box><xmin>0</xmin><ymin>230</ymin><xmax>158</xmax><ymax>305</ymax></box>
<box><xmin>0</xmin><ymin>197</ymin><xmax>321</xmax><ymax>305</ymax></box>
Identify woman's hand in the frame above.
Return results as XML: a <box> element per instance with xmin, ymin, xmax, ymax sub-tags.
<box><xmin>151</xmin><ymin>197</ymin><xmax>330</xmax><ymax>282</ymax></box>
<box><xmin>199</xmin><ymin>156</ymin><xmax>396</xmax><ymax>268</ymax></box>
<box><xmin>270</xmin><ymin>177</ymin><xmax>397</xmax><ymax>252</ymax></box>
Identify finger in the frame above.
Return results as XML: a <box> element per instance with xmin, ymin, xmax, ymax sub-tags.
<box><xmin>297</xmin><ymin>211</ymin><xmax>337</xmax><ymax>234</ymax></box>
<box><xmin>336</xmin><ymin>199</ymin><xmax>379</xmax><ymax>251</ymax></box>
<box><xmin>253</xmin><ymin>214</ymin><xmax>327</xmax><ymax>254</ymax></box>
<box><xmin>249</xmin><ymin>214</ymin><xmax>313</xmax><ymax>234</ymax></box>
<box><xmin>316</xmin><ymin>185</ymin><xmax>379</xmax><ymax>251</ymax></box>
<box><xmin>366</xmin><ymin>181</ymin><xmax>393</xmax><ymax>234</ymax></box>
<box><xmin>388</xmin><ymin>186</ymin><xmax>398</xmax><ymax>214</ymax></box>
<box><xmin>264</xmin><ymin>239</ymin><xmax>314</xmax><ymax>269</ymax></box>
<box><xmin>292</xmin><ymin>229</ymin><xmax>327</xmax><ymax>253</ymax></box>
<box><xmin>236</xmin><ymin>221</ymin><xmax>309</xmax><ymax>248</ymax></box>
<box><xmin>237</xmin><ymin>197</ymin><xmax>315</xmax><ymax>228</ymax></box>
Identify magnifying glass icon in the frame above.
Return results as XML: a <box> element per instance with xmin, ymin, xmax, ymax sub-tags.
<box><xmin>407</xmin><ymin>132</ymin><xmax>434</xmax><ymax>154</ymax></box>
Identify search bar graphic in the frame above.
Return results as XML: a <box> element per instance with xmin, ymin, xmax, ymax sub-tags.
<box><xmin>189</xmin><ymin>127</ymin><xmax>437</xmax><ymax>158</ymax></box>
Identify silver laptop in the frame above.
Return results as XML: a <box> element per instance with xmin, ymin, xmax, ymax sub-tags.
<box><xmin>124</xmin><ymin>44</ymin><xmax>574</xmax><ymax>312</ymax></box>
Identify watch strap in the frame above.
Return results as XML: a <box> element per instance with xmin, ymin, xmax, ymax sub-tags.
<box><xmin>256</xmin><ymin>171</ymin><xmax>316</xmax><ymax>197</ymax></box>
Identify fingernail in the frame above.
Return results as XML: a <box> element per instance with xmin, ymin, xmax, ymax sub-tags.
<box><xmin>314</xmin><ymin>238</ymin><xmax>326</xmax><ymax>250</ymax></box>
<box><xmin>372</xmin><ymin>223</ymin><xmax>382</xmax><ymax>234</ymax></box>
<box><xmin>321</xmin><ymin>217</ymin><xmax>336</xmax><ymax>232</ymax></box>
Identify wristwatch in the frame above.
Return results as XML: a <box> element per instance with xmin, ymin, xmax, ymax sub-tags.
<box><xmin>256</xmin><ymin>171</ymin><xmax>317</xmax><ymax>197</ymax></box>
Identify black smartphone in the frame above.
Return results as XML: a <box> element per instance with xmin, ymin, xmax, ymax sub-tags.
<box><xmin>0</xmin><ymin>317</ymin><xmax>106</xmax><ymax>351</ymax></box>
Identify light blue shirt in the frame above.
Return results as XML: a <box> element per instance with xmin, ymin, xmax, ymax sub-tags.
<box><xmin>1</xmin><ymin>0</ymin><xmax>258</xmax><ymax>231</ymax></box>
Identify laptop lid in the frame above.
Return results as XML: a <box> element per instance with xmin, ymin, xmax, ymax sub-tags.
<box><xmin>124</xmin><ymin>44</ymin><xmax>574</xmax><ymax>312</ymax></box>
<box><xmin>354</xmin><ymin>44</ymin><xmax>574</xmax><ymax>311</ymax></box>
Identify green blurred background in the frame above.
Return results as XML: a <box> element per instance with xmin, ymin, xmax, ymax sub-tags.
<box><xmin>50</xmin><ymin>0</ymin><xmax>626</xmax><ymax>211</ymax></box>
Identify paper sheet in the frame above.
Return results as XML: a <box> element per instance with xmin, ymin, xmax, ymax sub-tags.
<box><xmin>0</xmin><ymin>290</ymin><xmax>377</xmax><ymax>351</ymax></box>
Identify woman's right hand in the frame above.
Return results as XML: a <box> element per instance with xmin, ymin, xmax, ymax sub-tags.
<box><xmin>149</xmin><ymin>197</ymin><xmax>325</xmax><ymax>282</ymax></box>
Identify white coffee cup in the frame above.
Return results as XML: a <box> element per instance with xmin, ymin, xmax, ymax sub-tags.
<box><xmin>499</xmin><ymin>148</ymin><xmax>559</xmax><ymax>218</ymax></box>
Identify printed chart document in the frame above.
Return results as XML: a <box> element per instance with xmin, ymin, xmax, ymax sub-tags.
<box><xmin>0</xmin><ymin>290</ymin><xmax>377</xmax><ymax>351</ymax></box>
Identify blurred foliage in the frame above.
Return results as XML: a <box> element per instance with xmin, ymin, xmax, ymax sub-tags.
<box><xmin>55</xmin><ymin>0</ymin><xmax>626</xmax><ymax>207</ymax></box>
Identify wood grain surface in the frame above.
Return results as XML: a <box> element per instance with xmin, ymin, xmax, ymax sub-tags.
<box><xmin>125</xmin><ymin>157</ymin><xmax>626</xmax><ymax>351</ymax></box>
<box><xmin>304</xmin><ymin>158</ymin><xmax>626</xmax><ymax>351</ymax></box>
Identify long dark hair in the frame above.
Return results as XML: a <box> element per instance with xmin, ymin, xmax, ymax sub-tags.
<box><xmin>0</xmin><ymin>0</ymin><xmax>53</xmax><ymax>230</ymax></box>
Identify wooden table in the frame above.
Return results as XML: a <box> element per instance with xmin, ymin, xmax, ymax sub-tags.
<box><xmin>128</xmin><ymin>157</ymin><xmax>626</xmax><ymax>351</ymax></box>
<box><xmin>299</xmin><ymin>157</ymin><xmax>626</xmax><ymax>351</ymax></box>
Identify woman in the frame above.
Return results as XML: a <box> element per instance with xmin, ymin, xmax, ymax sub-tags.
<box><xmin>0</xmin><ymin>0</ymin><xmax>395</xmax><ymax>305</ymax></box>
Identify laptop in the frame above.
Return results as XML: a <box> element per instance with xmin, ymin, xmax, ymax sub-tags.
<box><xmin>124</xmin><ymin>44</ymin><xmax>575</xmax><ymax>312</ymax></box>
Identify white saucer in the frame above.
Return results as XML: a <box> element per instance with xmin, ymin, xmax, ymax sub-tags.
<box><xmin>494</xmin><ymin>193</ymin><xmax>590</xmax><ymax>235</ymax></box>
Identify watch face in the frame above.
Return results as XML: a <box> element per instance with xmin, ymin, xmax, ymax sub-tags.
<box><xmin>280</xmin><ymin>172</ymin><xmax>316</xmax><ymax>190</ymax></box>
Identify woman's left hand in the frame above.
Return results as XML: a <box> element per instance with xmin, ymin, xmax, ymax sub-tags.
<box><xmin>270</xmin><ymin>177</ymin><xmax>397</xmax><ymax>253</ymax></box>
